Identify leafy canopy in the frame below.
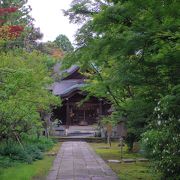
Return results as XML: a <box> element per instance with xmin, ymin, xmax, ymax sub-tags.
<box><xmin>54</xmin><ymin>34</ymin><xmax>74</xmax><ymax>52</ymax></box>
<box><xmin>0</xmin><ymin>50</ymin><xmax>60</xmax><ymax>140</ymax></box>
<box><xmin>63</xmin><ymin>0</ymin><xmax>180</xmax><ymax>178</ymax></box>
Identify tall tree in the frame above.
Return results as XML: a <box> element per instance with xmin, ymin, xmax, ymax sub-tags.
<box><xmin>54</xmin><ymin>34</ymin><xmax>74</xmax><ymax>52</ymax></box>
<box><xmin>0</xmin><ymin>0</ymin><xmax>43</xmax><ymax>50</ymax></box>
<box><xmin>0</xmin><ymin>50</ymin><xmax>59</xmax><ymax>140</ymax></box>
<box><xmin>0</xmin><ymin>0</ymin><xmax>32</xmax><ymax>25</ymax></box>
<box><xmin>0</xmin><ymin>0</ymin><xmax>59</xmax><ymax>141</ymax></box>
<box><xmin>0</xmin><ymin>7</ymin><xmax>24</xmax><ymax>40</ymax></box>
<box><xmin>63</xmin><ymin>0</ymin><xmax>180</xmax><ymax>178</ymax></box>
<box><xmin>37</xmin><ymin>41</ymin><xmax>64</xmax><ymax>59</ymax></box>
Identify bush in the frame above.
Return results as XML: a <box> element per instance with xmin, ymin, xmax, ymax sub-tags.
<box><xmin>142</xmin><ymin>86</ymin><xmax>180</xmax><ymax>180</ymax></box>
<box><xmin>0</xmin><ymin>141</ymin><xmax>29</xmax><ymax>166</ymax></box>
<box><xmin>0</xmin><ymin>136</ymin><xmax>54</xmax><ymax>167</ymax></box>
<box><xmin>34</xmin><ymin>137</ymin><xmax>54</xmax><ymax>151</ymax></box>
<box><xmin>0</xmin><ymin>141</ymin><xmax>23</xmax><ymax>157</ymax></box>
<box><xmin>23</xmin><ymin>135</ymin><xmax>54</xmax><ymax>151</ymax></box>
<box><xmin>26</xmin><ymin>145</ymin><xmax>43</xmax><ymax>161</ymax></box>
<box><xmin>0</xmin><ymin>155</ymin><xmax>18</xmax><ymax>168</ymax></box>
<box><xmin>142</xmin><ymin>129</ymin><xmax>179</xmax><ymax>180</ymax></box>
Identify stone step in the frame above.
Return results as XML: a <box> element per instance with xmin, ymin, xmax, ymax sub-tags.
<box><xmin>52</xmin><ymin>136</ymin><xmax>118</xmax><ymax>143</ymax></box>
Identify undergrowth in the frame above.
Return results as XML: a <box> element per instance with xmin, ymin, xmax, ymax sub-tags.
<box><xmin>0</xmin><ymin>135</ymin><xmax>55</xmax><ymax>167</ymax></box>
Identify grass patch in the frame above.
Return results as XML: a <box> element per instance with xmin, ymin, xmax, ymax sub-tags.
<box><xmin>0</xmin><ymin>143</ymin><xmax>60</xmax><ymax>180</ymax></box>
<box><xmin>90</xmin><ymin>142</ymin><xmax>161</xmax><ymax>180</ymax></box>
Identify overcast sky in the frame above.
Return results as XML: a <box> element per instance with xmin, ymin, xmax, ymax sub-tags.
<box><xmin>27</xmin><ymin>0</ymin><xmax>78</xmax><ymax>43</ymax></box>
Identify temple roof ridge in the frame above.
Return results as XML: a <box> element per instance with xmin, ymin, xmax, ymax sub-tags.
<box><xmin>51</xmin><ymin>63</ymin><xmax>86</xmax><ymax>97</ymax></box>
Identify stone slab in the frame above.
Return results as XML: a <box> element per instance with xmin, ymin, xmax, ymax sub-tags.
<box><xmin>46</xmin><ymin>141</ymin><xmax>118</xmax><ymax>180</ymax></box>
<box><xmin>107</xmin><ymin>159</ymin><xmax>121</xmax><ymax>163</ymax></box>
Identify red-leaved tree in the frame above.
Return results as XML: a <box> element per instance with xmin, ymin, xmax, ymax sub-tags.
<box><xmin>0</xmin><ymin>7</ymin><xmax>24</xmax><ymax>39</ymax></box>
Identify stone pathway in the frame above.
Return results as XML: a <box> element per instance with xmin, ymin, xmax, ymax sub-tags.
<box><xmin>47</xmin><ymin>141</ymin><xmax>119</xmax><ymax>180</ymax></box>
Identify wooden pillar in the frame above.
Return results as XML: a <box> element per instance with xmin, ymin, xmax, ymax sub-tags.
<box><xmin>66</xmin><ymin>98</ymin><xmax>70</xmax><ymax>128</ymax></box>
<box><xmin>97</xmin><ymin>99</ymin><xmax>103</xmax><ymax>124</ymax></box>
<box><xmin>99</xmin><ymin>99</ymin><xmax>103</xmax><ymax>116</ymax></box>
<box><xmin>84</xmin><ymin>110</ymin><xmax>86</xmax><ymax>122</ymax></box>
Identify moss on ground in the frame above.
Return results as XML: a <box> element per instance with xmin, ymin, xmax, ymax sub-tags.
<box><xmin>90</xmin><ymin>142</ymin><xmax>161</xmax><ymax>180</ymax></box>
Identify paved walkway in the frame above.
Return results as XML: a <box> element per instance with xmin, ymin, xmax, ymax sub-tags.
<box><xmin>47</xmin><ymin>141</ymin><xmax>118</xmax><ymax>180</ymax></box>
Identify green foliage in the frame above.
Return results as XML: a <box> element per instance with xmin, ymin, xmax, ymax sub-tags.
<box><xmin>0</xmin><ymin>3</ymin><xmax>60</xmax><ymax>179</ymax></box>
<box><xmin>54</xmin><ymin>34</ymin><xmax>74</xmax><ymax>52</ymax></box>
<box><xmin>0</xmin><ymin>143</ymin><xmax>60</xmax><ymax>180</ymax></box>
<box><xmin>0</xmin><ymin>0</ymin><xmax>43</xmax><ymax>50</ymax></box>
<box><xmin>90</xmin><ymin>142</ymin><xmax>161</xmax><ymax>180</ymax></box>
<box><xmin>64</xmin><ymin>0</ymin><xmax>179</xmax><ymax>178</ymax></box>
<box><xmin>37</xmin><ymin>41</ymin><xmax>59</xmax><ymax>55</ymax></box>
<box><xmin>0</xmin><ymin>50</ymin><xmax>60</xmax><ymax>140</ymax></box>
<box><xmin>0</xmin><ymin>156</ymin><xmax>17</xmax><ymax>168</ymax></box>
<box><xmin>0</xmin><ymin>0</ymin><xmax>33</xmax><ymax>25</ymax></box>
<box><xmin>0</xmin><ymin>136</ymin><xmax>54</xmax><ymax>167</ymax></box>
<box><xmin>23</xmin><ymin>135</ymin><xmax>54</xmax><ymax>152</ymax></box>
<box><xmin>142</xmin><ymin>85</ymin><xmax>180</xmax><ymax>179</ymax></box>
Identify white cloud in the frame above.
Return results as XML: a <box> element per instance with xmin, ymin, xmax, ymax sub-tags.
<box><xmin>27</xmin><ymin>0</ymin><xmax>79</xmax><ymax>43</ymax></box>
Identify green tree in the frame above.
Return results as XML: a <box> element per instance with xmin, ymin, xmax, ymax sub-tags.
<box><xmin>54</xmin><ymin>34</ymin><xmax>74</xmax><ymax>52</ymax></box>
<box><xmin>63</xmin><ymin>0</ymin><xmax>180</xmax><ymax>178</ymax></box>
<box><xmin>142</xmin><ymin>85</ymin><xmax>180</xmax><ymax>179</ymax></box>
<box><xmin>0</xmin><ymin>50</ymin><xmax>59</xmax><ymax>140</ymax></box>
<box><xmin>0</xmin><ymin>0</ymin><xmax>43</xmax><ymax>50</ymax></box>
<box><xmin>37</xmin><ymin>41</ymin><xmax>64</xmax><ymax>59</ymax></box>
<box><xmin>0</xmin><ymin>0</ymin><xmax>33</xmax><ymax>25</ymax></box>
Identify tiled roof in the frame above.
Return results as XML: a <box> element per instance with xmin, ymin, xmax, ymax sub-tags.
<box><xmin>51</xmin><ymin>64</ymin><xmax>85</xmax><ymax>97</ymax></box>
<box><xmin>51</xmin><ymin>79</ymin><xmax>85</xmax><ymax>97</ymax></box>
<box><xmin>53</xmin><ymin>63</ymin><xmax>79</xmax><ymax>78</ymax></box>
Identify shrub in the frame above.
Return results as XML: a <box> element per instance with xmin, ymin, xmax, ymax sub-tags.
<box><xmin>23</xmin><ymin>135</ymin><xmax>54</xmax><ymax>152</ymax></box>
<box><xmin>0</xmin><ymin>136</ymin><xmax>54</xmax><ymax>167</ymax></box>
<box><xmin>142</xmin><ymin>86</ymin><xmax>180</xmax><ymax>180</ymax></box>
<box><xmin>0</xmin><ymin>155</ymin><xmax>18</xmax><ymax>168</ymax></box>
<box><xmin>0</xmin><ymin>141</ymin><xmax>22</xmax><ymax>156</ymax></box>
<box><xmin>26</xmin><ymin>145</ymin><xmax>43</xmax><ymax>161</ymax></box>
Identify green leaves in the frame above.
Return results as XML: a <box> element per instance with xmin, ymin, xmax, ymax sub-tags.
<box><xmin>63</xmin><ymin>0</ymin><xmax>179</xmax><ymax>178</ymax></box>
<box><xmin>54</xmin><ymin>34</ymin><xmax>74</xmax><ymax>52</ymax></box>
<box><xmin>0</xmin><ymin>50</ymin><xmax>60</xmax><ymax>140</ymax></box>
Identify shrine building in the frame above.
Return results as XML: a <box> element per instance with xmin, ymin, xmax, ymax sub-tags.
<box><xmin>51</xmin><ymin>64</ymin><xmax>110</xmax><ymax>126</ymax></box>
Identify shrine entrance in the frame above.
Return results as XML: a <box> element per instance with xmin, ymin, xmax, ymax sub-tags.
<box><xmin>70</xmin><ymin>103</ymin><xmax>99</xmax><ymax>125</ymax></box>
<box><xmin>52</xmin><ymin>92</ymin><xmax>111</xmax><ymax>126</ymax></box>
<box><xmin>51</xmin><ymin>64</ymin><xmax>111</xmax><ymax>127</ymax></box>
